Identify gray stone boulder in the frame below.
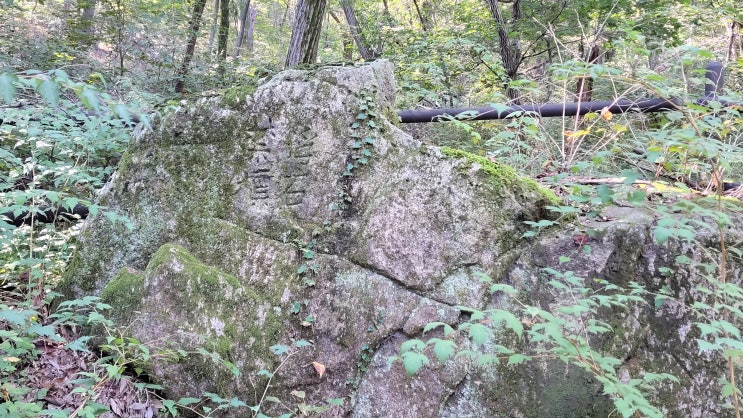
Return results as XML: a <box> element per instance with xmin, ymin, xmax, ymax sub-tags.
<box><xmin>60</xmin><ymin>61</ymin><xmax>742</xmax><ymax>417</ymax></box>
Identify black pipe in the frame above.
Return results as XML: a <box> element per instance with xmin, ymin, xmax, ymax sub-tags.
<box><xmin>705</xmin><ymin>61</ymin><xmax>724</xmax><ymax>100</ymax></box>
<box><xmin>397</xmin><ymin>98</ymin><xmax>683</xmax><ymax>123</ymax></box>
<box><xmin>1</xmin><ymin>203</ymin><xmax>89</xmax><ymax>227</ymax></box>
<box><xmin>398</xmin><ymin>62</ymin><xmax>726</xmax><ymax>123</ymax></box>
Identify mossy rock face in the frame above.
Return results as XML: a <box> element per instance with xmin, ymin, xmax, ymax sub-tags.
<box><xmin>61</xmin><ymin>61</ymin><xmax>613</xmax><ymax>416</ymax></box>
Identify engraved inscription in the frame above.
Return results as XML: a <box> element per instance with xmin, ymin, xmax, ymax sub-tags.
<box><xmin>283</xmin><ymin>132</ymin><xmax>314</xmax><ymax>206</ymax></box>
<box><xmin>247</xmin><ymin>134</ymin><xmax>275</xmax><ymax>200</ymax></box>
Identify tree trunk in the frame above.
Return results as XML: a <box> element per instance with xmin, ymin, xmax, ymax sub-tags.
<box><xmin>246</xmin><ymin>8</ymin><xmax>258</xmax><ymax>53</ymax></box>
<box><xmin>727</xmin><ymin>20</ymin><xmax>742</xmax><ymax>62</ymax></box>
<box><xmin>217</xmin><ymin>0</ymin><xmax>230</xmax><ymax>61</ymax></box>
<box><xmin>340</xmin><ymin>0</ymin><xmax>375</xmax><ymax>60</ymax></box>
<box><xmin>68</xmin><ymin>0</ymin><xmax>98</xmax><ymax>48</ymax></box>
<box><xmin>285</xmin><ymin>0</ymin><xmax>328</xmax><ymax>68</ymax></box>
<box><xmin>575</xmin><ymin>43</ymin><xmax>601</xmax><ymax>103</ymax></box>
<box><xmin>233</xmin><ymin>0</ymin><xmax>252</xmax><ymax>58</ymax></box>
<box><xmin>175</xmin><ymin>0</ymin><xmax>209</xmax><ymax>93</ymax></box>
<box><xmin>207</xmin><ymin>0</ymin><xmax>220</xmax><ymax>53</ymax></box>
<box><xmin>411</xmin><ymin>0</ymin><xmax>430</xmax><ymax>32</ymax></box>
<box><xmin>483</xmin><ymin>0</ymin><xmax>522</xmax><ymax>103</ymax></box>
<box><xmin>329</xmin><ymin>10</ymin><xmax>354</xmax><ymax>60</ymax></box>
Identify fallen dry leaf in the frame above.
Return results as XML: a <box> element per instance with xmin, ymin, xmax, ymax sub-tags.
<box><xmin>312</xmin><ymin>361</ymin><xmax>326</xmax><ymax>378</ymax></box>
<box><xmin>572</xmin><ymin>234</ymin><xmax>590</xmax><ymax>246</ymax></box>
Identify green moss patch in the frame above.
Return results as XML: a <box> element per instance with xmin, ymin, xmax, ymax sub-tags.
<box><xmin>440</xmin><ymin>146</ymin><xmax>560</xmax><ymax>204</ymax></box>
<box><xmin>101</xmin><ymin>267</ymin><xmax>145</xmax><ymax>321</ymax></box>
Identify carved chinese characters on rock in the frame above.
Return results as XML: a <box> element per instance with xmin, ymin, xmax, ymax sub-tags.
<box><xmin>245</xmin><ymin>130</ymin><xmax>315</xmax><ymax>207</ymax></box>
<box><xmin>283</xmin><ymin>132</ymin><xmax>314</xmax><ymax>206</ymax></box>
<box><xmin>247</xmin><ymin>133</ymin><xmax>275</xmax><ymax>200</ymax></box>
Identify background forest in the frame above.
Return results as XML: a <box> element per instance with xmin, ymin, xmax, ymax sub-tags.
<box><xmin>2</xmin><ymin>0</ymin><xmax>743</xmax><ymax>416</ymax></box>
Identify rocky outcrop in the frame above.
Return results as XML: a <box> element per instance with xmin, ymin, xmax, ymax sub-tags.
<box><xmin>60</xmin><ymin>61</ymin><xmax>742</xmax><ymax>417</ymax></box>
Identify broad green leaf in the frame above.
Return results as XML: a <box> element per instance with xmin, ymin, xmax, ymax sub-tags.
<box><xmin>401</xmin><ymin>351</ymin><xmax>429</xmax><ymax>376</ymax></box>
<box><xmin>423</xmin><ymin>322</ymin><xmax>454</xmax><ymax>336</ymax></box>
<box><xmin>38</xmin><ymin>78</ymin><xmax>60</xmax><ymax>107</ymax></box>
<box><xmin>400</xmin><ymin>338</ymin><xmax>425</xmax><ymax>353</ymax></box>
<box><xmin>327</xmin><ymin>397</ymin><xmax>344</xmax><ymax>406</ymax></box>
<box><xmin>295</xmin><ymin>339</ymin><xmax>311</xmax><ymax>347</ymax></box>
<box><xmin>506</xmin><ymin>353</ymin><xmax>531</xmax><ymax>365</ymax></box>
<box><xmin>489</xmin><ymin>282</ymin><xmax>518</xmax><ymax>295</ymax></box>
<box><xmin>653</xmin><ymin>226</ymin><xmax>672</xmax><ymax>245</ymax></box>
<box><xmin>696</xmin><ymin>323</ymin><xmax>720</xmax><ymax>337</ymax></box>
<box><xmin>694</xmin><ymin>336</ymin><xmax>718</xmax><ymax>353</ymax></box>
<box><xmin>0</xmin><ymin>72</ymin><xmax>18</xmax><ymax>104</ymax></box>
<box><xmin>228</xmin><ymin>397</ymin><xmax>247</xmax><ymax>407</ymax></box>
<box><xmin>270</xmin><ymin>344</ymin><xmax>288</xmax><ymax>355</ymax></box>
<box><xmin>66</xmin><ymin>336</ymin><xmax>93</xmax><ymax>352</ymax></box>
<box><xmin>491</xmin><ymin>309</ymin><xmax>523</xmax><ymax>338</ymax></box>
<box><xmin>176</xmin><ymin>397</ymin><xmax>201</xmax><ymax>406</ymax></box>
<box><xmin>27</xmin><ymin>324</ymin><xmax>62</xmax><ymax>340</ymax></box>
<box><xmin>161</xmin><ymin>399</ymin><xmax>177</xmax><ymax>415</ymax></box>
<box><xmin>431</xmin><ymin>339</ymin><xmax>457</xmax><ymax>365</ymax></box>
<box><xmin>0</xmin><ymin>308</ymin><xmax>37</xmax><ymax>326</ymax></box>
<box><xmin>79</xmin><ymin>86</ymin><xmax>101</xmax><ymax>112</ymax></box>
<box><xmin>468</xmin><ymin>323</ymin><xmax>489</xmax><ymax>347</ymax></box>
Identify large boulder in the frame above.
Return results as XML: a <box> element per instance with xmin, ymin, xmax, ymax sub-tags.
<box><xmin>60</xmin><ymin>61</ymin><xmax>742</xmax><ymax>417</ymax></box>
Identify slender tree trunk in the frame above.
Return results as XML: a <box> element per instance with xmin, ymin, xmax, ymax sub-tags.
<box><xmin>483</xmin><ymin>0</ymin><xmax>522</xmax><ymax>102</ymax></box>
<box><xmin>281</xmin><ymin>0</ymin><xmax>291</xmax><ymax>29</ymax></box>
<box><xmin>175</xmin><ymin>0</ymin><xmax>209</xmax><ymax>93</ymax></box>
<box><xmin>340</xmin><ymin>0</ymin><xmax>374</xmax><ymax>60</ymax></box>
<box><xmin>285</xmin><ymin>0</ymin><xmax>328</xmax><ymax>67</ymax></box>
<box><xmin>246</xmin><ymin>8</ymin><xmax>258</xmax><ymax>53</ymax></box>
<box><xmin>727</xmin><ymin>20</ymin><xmax>742</xmax><ymax>62</ymax></box>
<box><xmin>575</xmin><ymin>43</ymin><xmax>600</xmax><ymax>103</ymax></box>
<box><xmin>208</xmin><ymin>0</ymin><xmax>220</xmax><ymax>53</ymax></box>
<box><xmin>68</xmin><ymin>0</ymin><xmax>97</xmax><ymax>48</ymax></box>
<box><xmin>329</xmin><ymin>10</ymin><xmax>354</xmax><ymax>60</ymax></box>
<box><xmin>217</xmin><ymin>0</ymin><xmax>230</xmax><ymax>60</ymax></box>
<box><xmin>411</xmin><ymin>0</ymin><xmax>429</xmax><ymax>32</ymax></box>
<box><xmin>233</xmin><ymin>0</ymin><xmax>252</xmax><ymax>58</ymax></box>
